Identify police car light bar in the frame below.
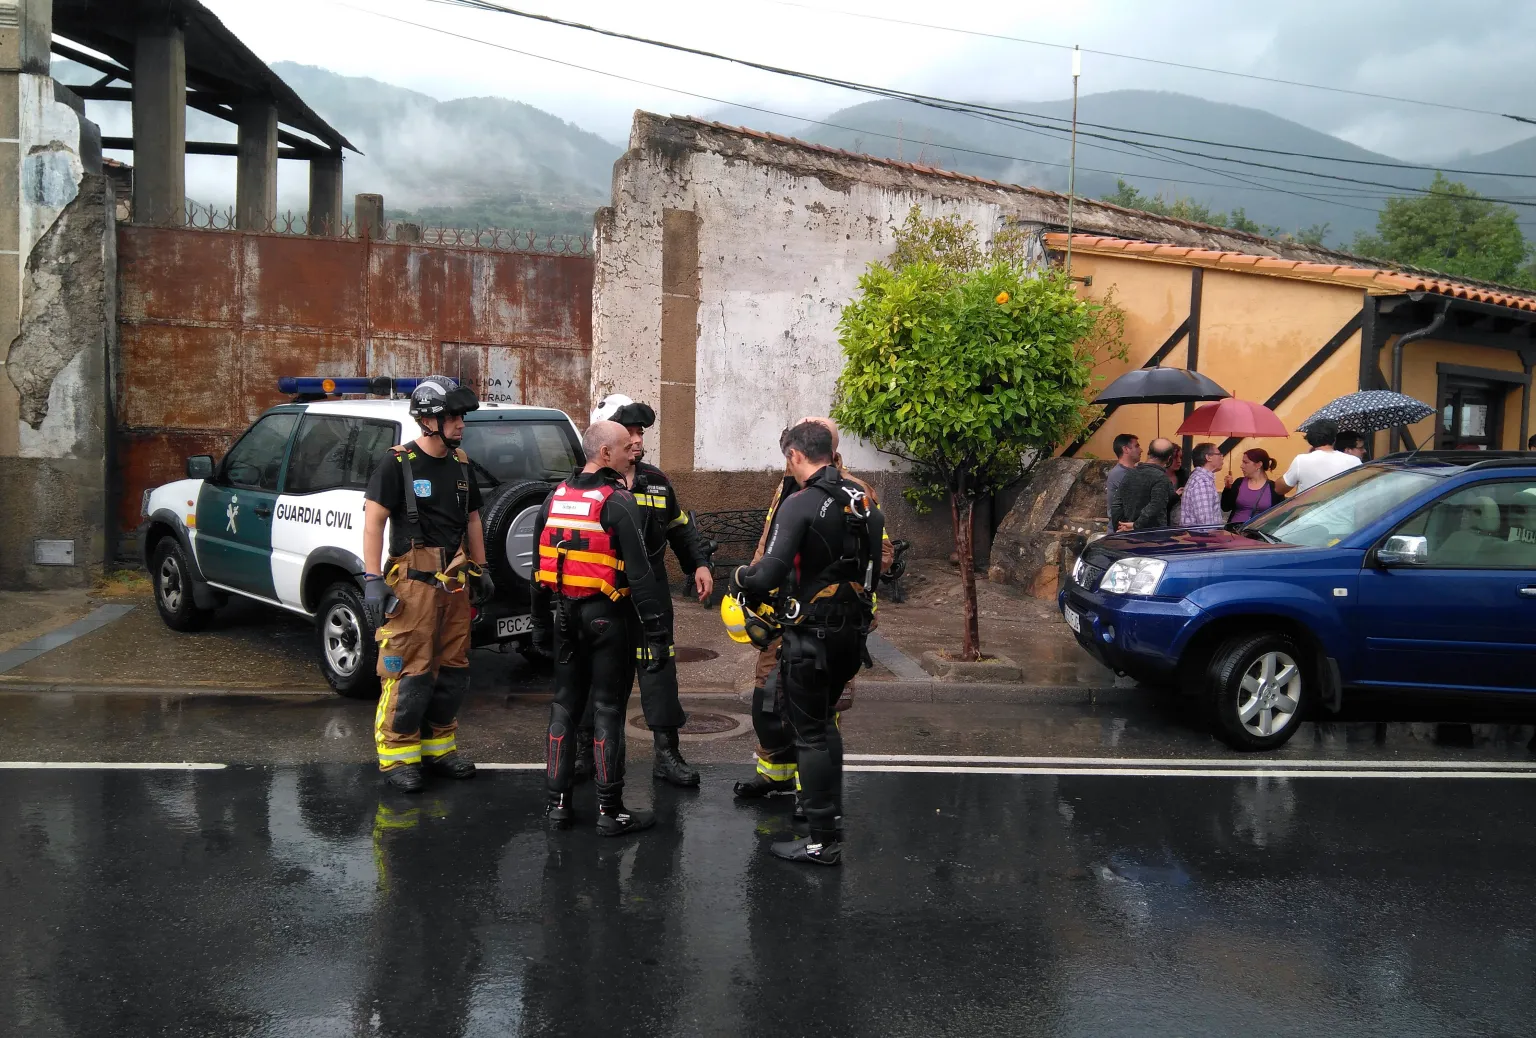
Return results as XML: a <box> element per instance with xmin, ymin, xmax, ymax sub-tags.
<box><xmin>277</xmin><ymin>376</ymin><xmax>425</xmax><ymax>397</ymax></box>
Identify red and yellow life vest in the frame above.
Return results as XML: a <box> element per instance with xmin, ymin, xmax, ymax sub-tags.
<box><xmin>535</xmin><ymin>482</ymin><xmax>628</xmax><ymax>601</ymax></box>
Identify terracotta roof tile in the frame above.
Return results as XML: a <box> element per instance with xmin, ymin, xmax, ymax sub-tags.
<box><xmin>1047</xmin><ymin>232</ymin><xmax>1536</xmax><ymax>313</ymax></box>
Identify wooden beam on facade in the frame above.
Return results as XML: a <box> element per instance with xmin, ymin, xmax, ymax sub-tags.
<box><xmin>1218</xmin><ymin>308</ymin><xmax>1365</xmax><ymax>455</ymax></box>
<box><xmin>1061</xmin><ymin>315</ymin><xmax>1191</xmax><ymax>458</ymax></box>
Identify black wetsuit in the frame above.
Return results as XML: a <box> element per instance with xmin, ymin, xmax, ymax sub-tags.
<box><xmin>736</xmin><ymin>465</ymin><xmax>884</xmax><ymax>842</ymax></box>
<box><xmin>531</xmin><ymin>468</ymin><xmax>669</xmax><ymax>802</ymax></box>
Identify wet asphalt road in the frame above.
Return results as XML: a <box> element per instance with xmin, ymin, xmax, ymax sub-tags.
<box><xmin>6</xmin><ymin>692</ymin><xmax>1536</xmax><ymax>1037</ymax></box>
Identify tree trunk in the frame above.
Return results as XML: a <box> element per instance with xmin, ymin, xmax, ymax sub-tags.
<box><xmin>951</xmin><ymin>492</ymin><xmax>981</xmax><ymax>661</ymax></box>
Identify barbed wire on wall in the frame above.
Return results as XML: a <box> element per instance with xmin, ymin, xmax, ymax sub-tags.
<box><xmin>169</xmin><ymin>201</ymin><xmax>593</xmax><ymax>256</ymax></box>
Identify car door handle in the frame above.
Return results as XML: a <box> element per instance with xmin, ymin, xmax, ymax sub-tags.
<box><xmin>254</xmin><ymin>505</ymin><xmax>272</xmax><ymax>518</ymax></box>
<box><xmin>1522</xmin><ymin>586</ymin><xmax>1536</xmax><ymax>598</ymax></box>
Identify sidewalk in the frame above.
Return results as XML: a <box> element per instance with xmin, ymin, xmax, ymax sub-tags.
<box><xmin>0</xmin><ymin>560</ymin><xmax>1119</xmax><ymax>703</ymax></box>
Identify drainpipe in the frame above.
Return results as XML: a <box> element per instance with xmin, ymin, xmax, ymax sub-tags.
<box><xmin>1390</xmin><ymin>300</ymin><xmax>1450</xmax><ymax>452</ymax></box>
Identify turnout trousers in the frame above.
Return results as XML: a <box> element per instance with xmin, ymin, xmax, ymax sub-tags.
<box><xmin>779</xmin><ymin>621</ymin><xmax>863</xmax><ymax>838</ymax></box>
<box><xmin>546</xmin><ymin>596</ymin><xmax>638</xmax><ymax>798</ymax></box>
<box><xmin>373</xmin><ymin>546</ymin><xmax>473</xmax><ymax>772</ymax></box>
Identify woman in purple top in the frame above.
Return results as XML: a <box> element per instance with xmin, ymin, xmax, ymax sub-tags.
<box><xmin>1221</xmin><ymin>448</ymin><xmax>1287</xmax><ymax>524</ymax></box>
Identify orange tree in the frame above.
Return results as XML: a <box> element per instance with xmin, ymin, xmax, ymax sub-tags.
<box><xmin>832</xmin><ymin>221</ymin><xmax>1109</xmax><ymax>660</ymax></box>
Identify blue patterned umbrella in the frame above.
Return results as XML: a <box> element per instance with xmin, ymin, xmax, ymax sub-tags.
<box><xmin>1298</xmin><ymin>390</ymin><xmax>1434</xmax><ymax>434</ymax></box>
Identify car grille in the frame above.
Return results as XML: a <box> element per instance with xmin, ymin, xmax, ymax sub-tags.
<box><xmin>1074</xmin><ymin>561</ymin><xmax>1106</xmax><ymax>590</ymax></box>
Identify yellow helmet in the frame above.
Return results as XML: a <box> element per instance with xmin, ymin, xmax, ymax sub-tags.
<box><xmin>720</xmin><ymin>594</ymin><xmax>778</xmax><ymax>649</ymax></box>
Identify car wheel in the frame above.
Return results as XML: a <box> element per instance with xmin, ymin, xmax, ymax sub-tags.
<box><xmin>1206</xmin><ymin>632</ymin><xmax>1308</xmax><ymax>752</ymax></box>
<box><xmin>316</xmin><ymin>581</ymin><xmax>380</xmax><ymax>699</ymax></box>
<box><xmin>152</xmin><ymin>537</ymin><xmax>211</xmax><ymax>632</ymax></box>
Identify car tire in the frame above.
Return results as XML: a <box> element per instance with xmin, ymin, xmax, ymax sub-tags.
<box><xmin>316</xmin><ymin>580</ymin><xmax>380</xmax><ymax>700</ymax></box>
<box><xmin>151</xmin><ymin>537</ymin><xmax>211</xmax><ymax>632</ymax></box>
<box><xmin>1206</xmin><ymin>631</ymin><xmax>1309</xmax><ymax>752</ymax></box>
<box><xmin>481</xmin><ymin>480</ymin><xmax>554</xmax><ymax>590</ymax></box>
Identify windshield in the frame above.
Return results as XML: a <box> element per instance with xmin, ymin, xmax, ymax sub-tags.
<box><xmin>459</xmin><ymin>420</ymin><xmax>580</xmax><ymax>486</ymax></box>
<box><xmin>1246</xmin><ymin>465</ymin><xmax>1441</xmax><ymax>548</ymax></box>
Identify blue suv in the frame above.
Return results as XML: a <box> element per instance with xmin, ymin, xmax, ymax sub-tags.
<box><xmin>1059</xmin><ymin>452</ymin><xmax>1536</xmax><ymax>750</ymax></box>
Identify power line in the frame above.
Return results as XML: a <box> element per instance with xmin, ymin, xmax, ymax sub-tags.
<box><xmin>425</xmin><ymin>0</ymin><xmax>1536</xmax><ymax>208</ymax></box>
<box><xmin>755</xmin><ymin>0</ymin><xmax>1536</xmax><ymax>127</ymax></box>
<box><xmin>342</xmin><ymin>1</ymin><xmax>1383</xmax><ymax>220</ymax></box>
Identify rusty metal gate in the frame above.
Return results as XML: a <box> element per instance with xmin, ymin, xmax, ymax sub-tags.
<box><xmin>113</xmin><ymin>224</ymin><xmax>593</xmax><ymax>537</ymax></box>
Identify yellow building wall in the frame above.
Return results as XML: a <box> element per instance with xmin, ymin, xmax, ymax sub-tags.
<box><xmin>1394</xmin><ymin>340</ymin><xmax>1531</xmax><ymax>453</ymax></box>
<box><xmin>1071</xmin><ymin>255</ymin><xmax>1365</xmax><ymax>477</ymax></box>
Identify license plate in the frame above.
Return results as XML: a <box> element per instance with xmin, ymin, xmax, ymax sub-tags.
<box><xmin>1064</xmin><ymin>606</ymin><xmax>1081</xmax><ymax>634</ymax></box>
<box><xmin>495</xmin><ymin>614</ymin><xmax>534</xmax><ymax>639</ymax></box>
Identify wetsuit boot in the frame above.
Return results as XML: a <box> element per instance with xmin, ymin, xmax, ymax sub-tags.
<box><xmin>572</xmin><ymin>728</ymin><xmax>594</xmax><ymax>784</ymax></box>
<box><xmin>545</xmin><ymin>791</ymin><xmax>574</xmax><ymax>829</ymax></box>
<box><xmin>596</xmin><ymin>785</ymin><xmax>655</xmax><ymax>837</ymax></box>
<box><xmin>385</xmin><ymin>764</ymin><xmax>424</xmax><ymax>794</ymax></box>
<box><xmin>771</xmin><ymin>828</ymin><xmax>842</xmax><ymax>866</ymax></box>
<box><xmin>652</xmin><ymin>727</ymin><xmax>700</xmax><ymax>787</ymax></box>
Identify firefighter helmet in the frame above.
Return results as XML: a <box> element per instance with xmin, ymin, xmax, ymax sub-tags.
<box><xmin>721</xmin><ymin>594</ymin><xmax>778</xmax><ymax>649</ymax></box>
<box><xmin>409</xmin><ymin>375</ymin><xmax>480</xmax><ymax>419</ymax></box>
<box><xmin>591</xmin><ymin>393</ymin><xmax>656</xmax><ymax>429</ymax></box>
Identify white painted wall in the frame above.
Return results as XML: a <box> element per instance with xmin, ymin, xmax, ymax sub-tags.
<box><xmin>594</xmin><ymin>144</ymin><xmax>1009</xmax><ymax>474</ymax></box>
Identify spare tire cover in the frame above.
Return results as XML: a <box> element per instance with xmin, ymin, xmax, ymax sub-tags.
<box><xmin>481</xmin><ymin>481</ymin><xmax>553</xmax><ymax>586</ymax></box>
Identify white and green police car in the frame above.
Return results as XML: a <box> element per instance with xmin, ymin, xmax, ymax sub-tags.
<box><xmin>138</xmin><ymin>377</ymin><xmax>579</xmax><ymax>697</ymax></box>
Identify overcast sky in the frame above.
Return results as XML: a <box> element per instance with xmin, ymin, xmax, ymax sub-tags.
<box><xmin>194</xmin><ymin>0</ymin><xmax>1536</xmax><ymax>165</ymax></box>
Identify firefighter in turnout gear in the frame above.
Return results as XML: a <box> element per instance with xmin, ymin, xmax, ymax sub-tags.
<box><xmin>532</xmin><ymin>420</ymin><xmax>672</xmax><ymax>836</ymax></box>
<box><xmin>734</xmin><ymin>417</ymin><xmax>894</xmax><ymax>806</ymax></box>
<box><xmin>578</xmin><ymin>393</ymin><xmax>714</xmax><ymax>788</ymax></box>
<box><xmin>363</xmin><ymin>375</ymin><xmax>495</xmax><ymax>794</ymax></box>
<box><xmin>732</xmin><ymin>421</ymin><xmax>884</xmax><ymax>866</ymax></box>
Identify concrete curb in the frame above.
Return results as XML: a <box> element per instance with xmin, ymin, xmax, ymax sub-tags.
<box><xmin>0</xmin><ymin>681</ymin><xmax>332</xmax><ymax>696</ymax></box>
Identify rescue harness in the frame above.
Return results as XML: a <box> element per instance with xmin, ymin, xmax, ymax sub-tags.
<box><xmin>388</xmin><ymin>445</ymin><xmax>473</xmax><ymax>592</ymax></box>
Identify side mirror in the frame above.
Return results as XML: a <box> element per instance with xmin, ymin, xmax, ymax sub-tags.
<box><xmin>186</xmin><ymin>455</ymin><xmax>215</xmax><ymax>480</ymax></box>
<box><xmin>1377</xmin><ymin>534</ymin><xmax>1428</xmax><ymax>568</ymax></box>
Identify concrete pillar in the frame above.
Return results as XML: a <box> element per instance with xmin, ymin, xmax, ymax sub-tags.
<box><xmin>0</xmin><ymin>0</ymin><xmax>54</xmax><ymax>458</ymax></box>
<box><xmin>234</xmin><ymin>100</ymin><xmax>277</xmax><ymax>231</ymax></box>
<box><xmin>132</xmin><ymin>17</ymin><xmax>186</xmax><ymax>226</ymax></box>
<box><xmin>307</xmin><ymin>151</ymin><xmax>343</xmax><ymax>235</ymax></box>
<box><xmin>355</xmin><ymin>192</ymin><xmax>383</xmax><ymax>239</ymax></box>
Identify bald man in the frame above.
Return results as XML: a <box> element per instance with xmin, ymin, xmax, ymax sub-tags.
<box><xmin>733</xmin><ymin>417</ymin><xmax>895</xmax><ymax>804</ymax></box>
<box><xmin>531</xmin><ymin>420</ymin><xmax>672</xmax><ymax>835</ymax></box>
<box><xmin>1109</xmin><ymin>436</ymin><xmax>1179</xmax><ymax>531</ymax></box>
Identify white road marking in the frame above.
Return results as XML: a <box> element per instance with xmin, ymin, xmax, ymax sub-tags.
<box><xmin>472</xmin><ymin>763</ymin><xmax>546</xmax><ymax>770</ymax></box>
<box><xmin>846</xmin><ymin>765</ymin><xmax>1536</xmax><ymax>779</ymax></box>
<box><xmin>0</xmin><ymin>762</ymin><xmax>227</xmax><ymax>770</ymax></box>
<box><xmin>846</xmin><ymin>754</ymin><xmax>1536</xmax><ymax>770</ymax></box>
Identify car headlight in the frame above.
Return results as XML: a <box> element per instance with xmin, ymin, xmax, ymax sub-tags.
<box><xmin>1100</xmin><ymin>557</ymin><xmax>1167</xmax><ymax>596</ymax></box>
<box><xmin>1071</xmin><ymin>555</ymin><xmax>1086</xmax><ymax>586</ymax></box>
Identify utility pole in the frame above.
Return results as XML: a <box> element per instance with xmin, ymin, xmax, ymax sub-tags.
<box><xmin>1066</xmin><ymin>45</ymin><xmax>1081</xmax><ymax>274</ymax></box>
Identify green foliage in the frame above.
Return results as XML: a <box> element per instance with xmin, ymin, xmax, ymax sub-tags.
<box><xmin>832</xmin><ymin>257</ymin><xmax>1105</xmax><ymax>504</ymax></box>
<box><xmin>1351</xmin><ymin>173</ymin><xmax>1533</xmax><ymax>287</ymax></box>
<box><xmin>1099</xmin><ymin>179</ymin><xmax>1284</xmax><ymax>238</ymax></box>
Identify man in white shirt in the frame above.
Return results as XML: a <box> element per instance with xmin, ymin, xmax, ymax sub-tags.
<box><xmin>1277</xmin><ymin>419</ymin><xmax>1361</xmax><ymax>496</ymax></box>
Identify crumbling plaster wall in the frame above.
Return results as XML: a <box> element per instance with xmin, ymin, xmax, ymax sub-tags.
<box><xmin>0</xmin><ymin>71</ymin><xmax>112</xmax><ymax>589</ymax></box>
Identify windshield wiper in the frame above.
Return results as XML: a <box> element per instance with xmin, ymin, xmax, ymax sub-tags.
<box><xmin>1243</xmin><ymin>526</ymin><xmax>1279</xmax><ymax>543</ymax></box>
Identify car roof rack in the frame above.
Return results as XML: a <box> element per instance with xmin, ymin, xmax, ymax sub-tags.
<box><xmin>1377</xmin><ymin>449</ymin><xmax>1533</xmax><ymax>470</ymax></box>
<box><xmin>277</xmin><ymin>376</ymin><xmax>427</xmax><ymax>401</ymax></box>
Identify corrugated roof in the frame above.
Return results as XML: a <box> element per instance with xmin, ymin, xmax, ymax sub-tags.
<box><xmin>1048</xmin><ymin>233</ymin><xmax>1536</xmax><ymax>313</ymax></box>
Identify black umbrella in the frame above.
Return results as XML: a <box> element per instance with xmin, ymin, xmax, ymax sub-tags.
<box><xmin>1298</xmin><ymin>390</ymin><xmax>1434</xmax><ymax>434</ymax></box>
<box><xmin>1093</xmin><ymin>367</ymin><xmax>1230</xmax><ymax>405</ymax></box>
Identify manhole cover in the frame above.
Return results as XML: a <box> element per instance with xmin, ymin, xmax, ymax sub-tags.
<box><xmin>681</xmin><ymin>712</ymin><xmax>737</xmax><ymax>734</ymax></box>
<box><xmin>675</xmin><ymin>646</ymin><xmax>718</xmax><ymax>663</ymax></box>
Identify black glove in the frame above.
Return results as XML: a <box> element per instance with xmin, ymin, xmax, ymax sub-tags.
<box><xmin>641</xmin><ymin>619</ymin><xmax>670</xmax><ymax>673</ymax></box>
<box><xmin>728</xmin><ymin>565</ymin><xmax>749</xmax><ymax>598</ymax></box>
<box><xmin>467</xmin><ymin>563</ymin><xmax>495</xmax><ymax>606</ymax></box>
<box><xmin>363</xmin><ymin>575</ymin><xmax>394</xmax><ymax>628</ymax></box>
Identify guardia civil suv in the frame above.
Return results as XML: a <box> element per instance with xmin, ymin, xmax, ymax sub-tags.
<box><xmin>138</xmin><ymin>377</ymin><xmax>580</xmax><ymax>697</ymax></box>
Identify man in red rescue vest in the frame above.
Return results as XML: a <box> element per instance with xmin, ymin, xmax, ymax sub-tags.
<box><xmin>530</xmin><ymin>420</ymin><xmax>672</xmax><ymax>835</ymax></box>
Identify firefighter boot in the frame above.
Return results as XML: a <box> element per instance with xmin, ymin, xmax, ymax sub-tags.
<box><xmin>652</xmin><ymin>727</ymin><xmax>700</xmax><ymax>787</ymax></box>
<box><xmin>596</xmin><ymin>786</ymin><xmax>655</xmax><ymax>837</ymax></box>
<box><xmin>572</xmin><ymin>727</ymin><xmax>595</xmax><ymax>784</ymax></box>
<box><xmin>425</xmin><ymin>752</ymin><xmax>476</xmax><ymax>780</ymax></box>
<box><xmin>733</xmin><ymin>773</ymin><xmax>796</xmax><ymax>799</ymax></box>
<box><xmin>385</xmin><ymin>763</ymin><xmax>424</xmax><ymax>794</ymax></box>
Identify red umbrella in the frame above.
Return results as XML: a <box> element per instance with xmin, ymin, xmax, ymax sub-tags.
<box><xmin>1176</xmin><ymin>398</ymin><xmax>1288</xmax><ymax>438</ymax></box>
